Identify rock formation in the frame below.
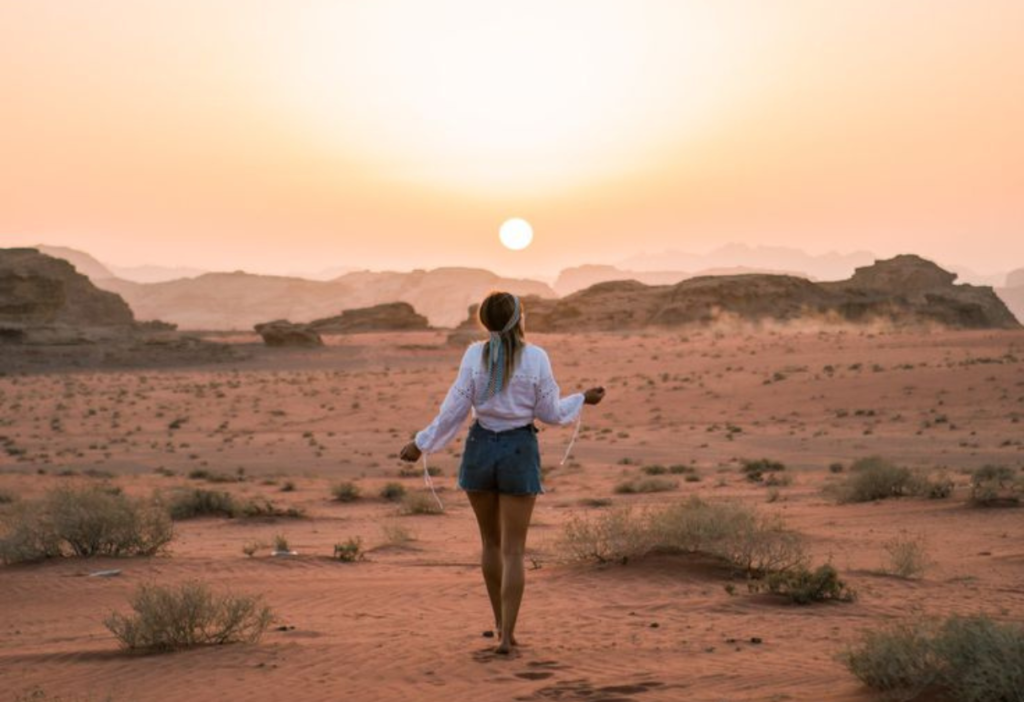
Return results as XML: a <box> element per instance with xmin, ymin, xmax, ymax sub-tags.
<box><xmin>0</xmin><ymin>248</ymin><xmax>136</xmax><ymax>342</ymax></box>
<box><xmin>253</xmin><ymin>320</ymin><xmax>324</xmax><ymax>348</ymax></box>
<box><xmin>309</xmin><ymin>302</ymin><xmax>429</xmax><ymax>333</ymax></box>
<box><xmin>456</xmin><ymin>255</ymin><xmax>1020</xmax><ymax>332</ymax></box>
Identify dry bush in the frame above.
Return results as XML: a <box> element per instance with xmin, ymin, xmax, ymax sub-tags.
<box><xmin>829</xmin><ymin>457</ymin><xmax>930</xmax><ymax>503</ymax></box>
<box><xmin>741</xmin><ymin>458</ymin><xmax>786</xmax><ymax>483</ymax></box>
<box><xmin>331</xmin><ymin>481</ymin><xmax>361</xmax><ymax>503</ymax></box>
<box><xmin>844</xmin><ymin>615</ymin><xmax>1024</xmax><ymax>702</ymax></box>
<box><xmin>969</xmin><ymin>465</ymin><xmax>1022</xmax><ymax>507</ymax></box>
<box><xmin>400</xmin><ymin>491</ymin><xmax>444</xmax><ymax>515</ymax></box>
<box><xmin>882</xmin><ymin>533</ymin><xmax>931</xmax><ymax>579</ymax></box>
<box><xmin>560</xmin><ymin>496</ymin><xmax>808</xmax><ymax>577</ymax></box>
<box><xmin>234</xmin><ymin>498</ymin><xmax>304</xmax><ymax>519</ymax></box>
<box><xmin>105</xmin><ymin>581</ymin><xmax>272</xmax><ymax>653</ymax></box>
<box><xmin>1</xmin><ymin>486</ymin><xmax>172</xmax><ymax>564</ymax></box>
<box><xmin>614</xmin><ymin>477</ymin><xmax>678</xmax><ymax>494</ymax></box>
<box><xmin>167</xmin><ymin>489</ymin><xmax>237</xmax><ymax>520</ymax></box>
<box><xmin>379</xmin><ymin>521</ymin><xmax>416</xmax><ymax>546</ymax></box>
<box><xmin>333</xmin><ymin>537</ymin><xmax>363</xmax><ymax>562</ymax></box>
<box><xmin>0</xmin><ymin>489</ymin><xmax>17</xmax><ymax>505</ymax></box>
<box><xmin>754</xmin><ymin>563</ymin><xmax>855</xmax><ymax>604</ymax></box>
<box><xmin>379</xmin><ymin>482</ymin><xmax>406</xmax><ymax>502</ymax></box>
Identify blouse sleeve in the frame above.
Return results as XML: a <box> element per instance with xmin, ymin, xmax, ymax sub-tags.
<box><xmin>534</xmin><ymin>347</ymin><xmax>585</xmax><ymax>426</ymax></box>
<box><xmin>414</xmin><ymin>344</ymin><xmax>477</xmax><ymax>453</ymax></box>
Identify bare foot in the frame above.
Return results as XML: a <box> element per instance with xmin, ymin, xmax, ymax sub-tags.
<box><xmin>495</xmin><ymin>639</ymin><xmax>513</xmax><ymax>655</ymax></box>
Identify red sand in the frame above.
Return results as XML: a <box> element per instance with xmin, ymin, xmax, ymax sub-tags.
<box><xmin>2</xmin><ymin>329</ymin><xmax>1023</xmax><ymax>701</ymax></box>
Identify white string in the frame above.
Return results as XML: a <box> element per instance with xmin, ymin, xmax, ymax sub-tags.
<box><xmin>422</xmin><ymin>453</ymin><xmax>444</xmax><ymax>511</ymax></box>
<box><xmin>560</xmin><ymin>408</ymin><xmax>583</xmax><ymax>466</ymax></box>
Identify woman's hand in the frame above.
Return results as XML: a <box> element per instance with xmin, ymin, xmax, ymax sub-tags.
<box><xmin>400</xmin><ymin>441</ymin><xmax>422</xmax><ymax>463</ymax></box>
<box><xmin>584</xmin><ymin>386</ymin><xmax>606</xmax><ymax>405</ymax></box>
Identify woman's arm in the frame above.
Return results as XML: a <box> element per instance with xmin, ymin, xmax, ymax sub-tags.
<box><xmin>405</xmin><ymin>345</ymin><xmax>477</xmax><ymax>457</ymax></box>
<box><xmin>534</xmin><ymin>348</ymin><xmax>589</xmax><ymax>426</ymax></box>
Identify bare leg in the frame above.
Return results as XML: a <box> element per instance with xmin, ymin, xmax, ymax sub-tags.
<box><xmin>496</xmin><ymin>493</ymin><xmax>536</xmax><ymax>654</ymax></box>
<box><xmin>466</xmin><ymin>491</ymin><xmax>502</xmax><ymax>632</ymax></box>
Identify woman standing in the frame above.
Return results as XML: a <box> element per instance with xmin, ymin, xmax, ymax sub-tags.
<box><xmin>400</xmin><ymin>291</ymin><xmax>605</xmax><ymax>654</ymax></box>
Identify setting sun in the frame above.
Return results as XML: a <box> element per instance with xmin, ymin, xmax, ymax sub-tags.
<box><xmin>499</xmin><ymin>218</ymin><xmax>533</xmax><ymax>251</ymax></box>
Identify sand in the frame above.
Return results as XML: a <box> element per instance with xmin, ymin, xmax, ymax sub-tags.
<box><xmin>2</xmin><ymin>328</ymin><xmax>1023</xmax><ymax>701</ymax></box>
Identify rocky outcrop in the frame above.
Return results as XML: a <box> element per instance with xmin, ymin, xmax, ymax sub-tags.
<box><xmin>0</xmin><ymin>248</ymin><xmax>135</xmax><ymax>342</ymax></box>
<box><xmin>309</xmin><ymin>302</ymin><xmax>429</xmax><ymax>333</ymax></box>
<box><xmin>253</xmin><ymin>320</ymin><xmax>323</xmax><ymax>348</ymax></box>
<box><xmin>455</xmin><ymin>255</ymin><xmax>1021</xmax><ymax>332</ymax></box>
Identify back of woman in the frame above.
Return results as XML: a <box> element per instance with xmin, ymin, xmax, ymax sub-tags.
<box><xmin>400</xmin><ymin>291</ymin><xmax>605</xmax><ymax>654</ymax></box>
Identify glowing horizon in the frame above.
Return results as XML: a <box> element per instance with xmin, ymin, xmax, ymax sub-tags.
<box><xmin>1</xmin><ymin>1</ymin><xmax>1022</xmax><ymax>278</ymax></box>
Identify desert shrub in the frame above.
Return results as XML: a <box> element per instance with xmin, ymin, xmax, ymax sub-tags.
<box><xmin>741</xmin><ymin>458</ymin><xmax>786</xmax><ymax>483</ymax></box>
<box><xmin>105</xmin><ymin>581</ymin><xmax>272</xmax><ymax>652</ymax></box>
<box><xmin>562</xmin><ymin>497</ymin><xmax>808</xmax><ymax>577</ymax></box>
<box><xmin>829</xmin><ymin>462</ymin><xmax>845</xmax><ymax>474</ymax></box>
<box><xmin>187</xmin><ymin>469</ymin><xmax>237</xmax><ymax>484</ymax></box>
<box><xmin>400</xmin><ymin>491</ymin><xmax>444</xmax><ymax>515</ymax></box>
<box><xmin>882</xmin><ymin>533</ymin><xmax>931</xmax><ymax>579</ymax></box>
<box><xmin>614</xmin><ymin>477</ymin><xmax>678</xmax><ymax>494</ymax></box>
<box><xmin>167</xmin><ymin>489</ymin><xmax>237</xmax><ymax>520</ymax></box>
<box><xmin>578</xmin><ymin>497</ymin><xmax>613</xmax><ymax>508</ymax></box>
<box><xmin>333</xmin><ymin>537</ymin><xmax>363</xmax><ymax>562</ymax></box>
<box><xmin>1</xmin><ymin>486</ymin><xmax>172</xmax><ymax>564</ymax></box>
<box><xmin>669</xmin><ymin>464</ymin><xmax>695</xmax><ymax>475</ymax></box>
<box><xmin>0</xmin><ymin>489</ymin><xmax>17</xmax><ymax>504</ymax></box>
<box><xmin>379</xmin><ymin>482</ymin><xmax>406</xmax><ymax>502</ymax></box>
<box><xmin>279</xmin><ymin>481</ymin><xmax>296</xmax><ymax>493</ymax></box>
<box><xmin>969</xmin><ymin>465</ymin><xmax>1022</xmax><ymax>507</ymax></box>
<box><xmin>235</xmin><ymin>498</ymin><xmax>304</xmax><ymax>519</ymax></box>
<box><xmin>642</xmin><ymin>464</ymin><xmax>668</xmax><ymax>475</ymax></box>
<box><xmin>754</xmin><ymin>563</ymin><xmax>855</xmax><ymax>604</ymax></box>
<box><xmin>560</xmin><ymin>507</ymin><xmax>655</xmax><ymax>564</ymax></box>
<box><xmin>845</xmin><ymin>615</ymin><xmax>1024</xmax><ymax>702</ymax></box>
<box><xmin>830</xmin><ymin>457</ymin><xmax>924</xmax><ymax>503</ymax></box>
<box><xmin>379</xmin><ymin>521</ymin><xmax>415</xmax><ymax>545</ymax></box>
<box><xmin>925</xmin><ymin>474</ymin><xmax>955</xmax><ymax>499</ymax></box>
<box><xmin>331</xmin><ymin>481</ymin><xmax>361</xmax><ymax>503</ymax></box>
<box><xmin>272</xmin><ymin>534</ymin><xmax>290</xmax><ymax>552</ymax></box>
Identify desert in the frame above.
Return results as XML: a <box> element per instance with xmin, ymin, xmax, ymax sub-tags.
<box><xmin>3</xmin><ymin>322</ymin><xmax>1023</xmax><ymax>701</ymax></box>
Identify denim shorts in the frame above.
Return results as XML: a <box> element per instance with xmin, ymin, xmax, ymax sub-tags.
<box><xmin>458</xmin><ymin>421</ymin><xmax>544</xmax><ymax>495</ymax></box>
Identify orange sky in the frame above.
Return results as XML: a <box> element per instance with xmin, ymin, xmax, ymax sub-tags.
<box><xmin>1</xmin><ymin>1</ymin><xmax>1022</xmax><ymax>278</ymax></box>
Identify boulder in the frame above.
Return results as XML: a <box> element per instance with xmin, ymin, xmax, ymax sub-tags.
<box><xmin>309</xmin><ymin>302</ymin><xmax>429</xmax><ymax>333</ymax></box>
<box><xmin>253</xmin><ymin>320</ymin><xmax>323</xmax><ymax>348</ymax></box>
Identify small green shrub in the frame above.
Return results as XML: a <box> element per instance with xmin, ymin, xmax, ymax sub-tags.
<box><xmin>379</xmin><ymin>482</ymin><xmax>406</xmax><ymax>502</ymax></box>
<box><xmin>331</xmin><ymin>481</ymin><xmax>361</xmax><ymax>503</ymax></box>
<box><xmin>333</xmin><ymin>537</ymin><xmax>363</xmax><ymax>562</ymax></box>
<box><xmin>741</xmin><ymin>458</ymin><xmax>786</xmax><ymax>483</ymax></box>
<box><xmin>755</xmin><ymin>563</ymin><xmax>855</xmax><ymax>604</ymax></box>
<box><xmin>614</xmin><ymin>477</ymin><xmax>678</xmax><ymax>494</ymax></box>
<box><xmin>642</xmin><ymin>464</ymin><xmax>668</xmax><ymax>475</ymax></box>
<box><xmin>105</xmin><ymin>581</ymin><xmax>272</xmax><ymax>652</ymax></box>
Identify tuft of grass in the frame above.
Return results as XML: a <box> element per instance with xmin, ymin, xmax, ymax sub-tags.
<box><xmin>331</xmin><ymin>481</ymin><xmax>361</xmax><ymax>503</ymax></box>
<box><xmin>105</xmin><ymin>581</ymin><xmax>272</xmax><ymax>653</ymax></box>
<box><xmin>167</xmin><ymin>489</ymin><xmax>236</xmax><ymax>520</ymax></box>
<box><xmin>844</xmin><ymin>615</ymin><xmax>1024</xmax><ymax>702</ymax></box>
<box><xmin>829</xmin><ymin>456</ymin><xmax>921</xmax><ymax>503</ymax></box>
<box><xmin>379</xmin><ymin>521</ymin><xmax>416</xmax><ymax>546</ymax></box>
<box><xmin>379</xmin><ymin>482</ymin><xmax>406</xmax><ymax>502</ymax></box>
<box><xmin>741</xmin><ymin>458</ymin><xmax>786</xmax><ymax>483</ymax></box>
<box><xmin>0</xmin><ymin>489</ymin><xmax>17</xmax><ymax>505</ymax></box>
<box><xmin>333</xmin><ymin>537</ymin><xmax>363</xmax><ymax>562</ymax></box>
<box><xmin>614</xmin><ymin>477</ymin><xmax>678</xmax><ymax>494</ymax></box>
<box><xmin>642</xmin><ymin>464</ymin><xmax>668</xmax><ymax>475</ymax></box>
<box><xmin>400</xmin><ymin>491</ymin><xmax>444</xmax><ymax>515</ymax></box>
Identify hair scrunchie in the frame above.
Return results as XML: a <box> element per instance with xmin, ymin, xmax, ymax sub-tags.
<box><xmin>480</xmin><ymin>295</ymin><xmax>521</xmax><ymax>402</ymax></box>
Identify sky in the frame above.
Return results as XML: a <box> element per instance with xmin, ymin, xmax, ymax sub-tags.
<box><xmin>1</xmin><ymin>0</ymin><xmax>1022</xmax><ymax>278</ymax></box>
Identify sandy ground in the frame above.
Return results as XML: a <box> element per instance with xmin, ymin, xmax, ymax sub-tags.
<box><xmin>2</xmin><ymin>328</ymin><xmax>1023</xmax><ymax>702</ymax></box>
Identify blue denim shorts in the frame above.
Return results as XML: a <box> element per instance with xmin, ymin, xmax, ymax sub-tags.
<box><xmin>458</xmin><ymin>422</ymin><xmax>544</xmax><ymax>495</ymax></box>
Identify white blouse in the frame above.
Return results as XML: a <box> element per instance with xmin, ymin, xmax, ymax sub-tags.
<box><xmin>414</xmin><ymin>342</ymin><xmax>585</xmax><ymax>454</ymax></box>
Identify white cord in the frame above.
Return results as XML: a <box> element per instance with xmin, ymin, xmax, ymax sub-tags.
<box><xmin>560</xmin><ymin>408</ymin><xmax>583</xmax><ymax>466</ymax></box>
<box><xmin>422</xmin><ymin>453</ymin><xmax>444</xmax><ymax>511</ymax></box>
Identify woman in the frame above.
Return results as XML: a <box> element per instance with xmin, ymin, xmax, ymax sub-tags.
<box><xmin>400</xmin><ymin>291</ymin><xmax>605</xmax><ymax>654</ymax></box>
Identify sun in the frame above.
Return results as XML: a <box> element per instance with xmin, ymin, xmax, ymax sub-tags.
<box><xmin>499</xmin><ymin>218</ymin><xmax>533</xmax><ymax>251</ymax></box>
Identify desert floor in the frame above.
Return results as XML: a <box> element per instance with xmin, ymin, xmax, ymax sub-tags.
<box><xmin>2</xmin><ymin>328</ymin><xmax>1023</xmax><ymax>702</ymax></box>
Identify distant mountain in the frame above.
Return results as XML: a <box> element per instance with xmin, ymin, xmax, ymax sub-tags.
<box><xmin>1006</xmin><ymin>268</ymin><xmax>1024</xmax><ymax>288</ymax></box>
<box><xmin>995</xmin><ymin>268</ymin><xmax>1024</xmax><ymax>324</ymax></box>
<box><xmin>98</xmin><ymin>267</ymin><xmax>556</xmax><ymax>330</ymax></box>
<box><xmin>464</xmin><ymin>255</ymin><xmax>1019</xmax><ymax>332</ymax></box>
<box><xmin>34</xmin><ymin>245</ymin><xmax>116</xmax><ymax>281</ymax></box>
<box><xmin>619</xmin><ymin>243</ymin><xmax>876</xmax><ymax>282</ymax></box>
<box><xmin>553</xmin><ymin>264</ymin><xmax>806</xmax><ymax>296</ymax></box>
<box><xmin>109</xmin><ymin>264</ymin><xmax>207</xmax><ymax>283</ymax></box>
